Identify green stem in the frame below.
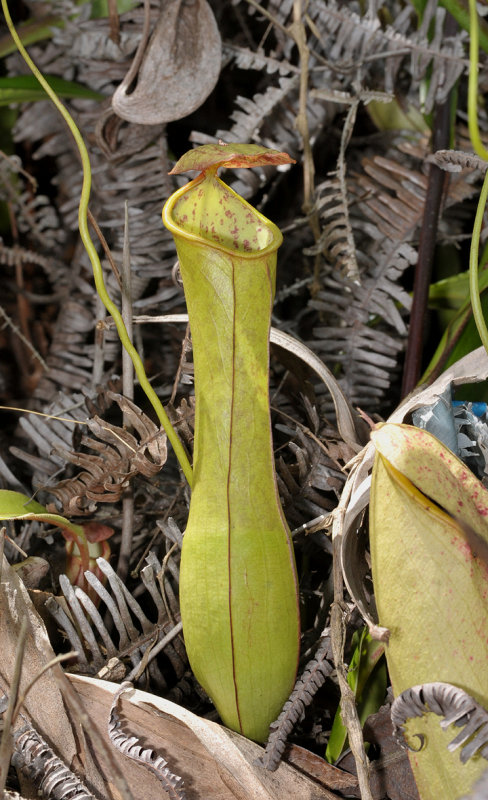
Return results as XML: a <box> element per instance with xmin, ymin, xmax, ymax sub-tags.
<box><xmin>469</xmin><ymin>170</ymin><xmax>488</xmax><ymax>355</ymax></box>
<box><xmin>468</xmin><ymin>0</ymin><xmax>488</xmax><ymax>161</ymax></box>
<box><xmin>401</xmin><ymin>14</ymin><xmax>455</xmax><ymax>398</ymax></box>
<box><xmin>468</xmin><ymin>0</ymin><xmax>488</xmax><ymax>357</ymax></box>
<box><xmin>1</xmin><ymin>0</ymin><xmax>193</xmax><ymax>487</ymax></box>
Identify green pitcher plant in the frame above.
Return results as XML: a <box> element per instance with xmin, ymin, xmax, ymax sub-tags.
<box><xmin>370</xmin><ymin>423</ymin><xmax>488</xmax><ymax>798</ymax></box>
<box><xmin>162</xmin><ymin>143</ymin><xmax>300</xmax><ymax>741</ymax></box>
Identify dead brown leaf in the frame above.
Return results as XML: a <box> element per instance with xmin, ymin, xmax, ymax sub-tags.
<box><xmin>112</xmin><ymin>0</ymin><xmax>221</xmax><ymax>125</ymax></box>
<box><xmin>339</xmin><ymin>704</ymin><xmax>420</xmax><ymax>800</ymax></box>
<box><xmin>69</xmin><ymin>674</ymin><xmax>345</xmax><ymax>800</ymax></box>
<box><xmin>0</xmin><ymin>556</ymin><xmax>108</xmax><ymax>798</ymax></box>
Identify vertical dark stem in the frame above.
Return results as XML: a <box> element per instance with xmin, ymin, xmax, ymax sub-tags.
<box><xmin>401</xmin><ymin>15</ymin><xmax>457</xmax><ymax>397</ymax></box>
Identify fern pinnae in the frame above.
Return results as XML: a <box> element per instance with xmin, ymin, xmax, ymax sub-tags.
<box><xmin>140</xmin><ymin>557</ymin><xmax>168</xmax><ymax>621</ymax></box>
<box><xmin>48</xmin><ymin>554</ymin><xmax>184</xmax><ymax>685</ymax></box>
<box><xmin>58</xmin><ymin>574</ymin><xmax>104</xmax><ymax>664</ymax></box>
<box><xmin>45</xmin><ymin>392</ymin><xmax>167</xmax><ymax>515</ymax></box>
<box><xmin>83</xmin><ymin>570</ymin><xmax>131</xmax><ymax>652</ymax></box>
<box><xmin>257</xmin><ymin>636</ymin><xmax>334</xmax><ymax>771</ymax></box>
<box><xmin>314</xmin><ymin>99</ymin><xmax>359</xmax><ymax>280</ymax></box>
<box><xmin>432</xmin><ymin>149</ymin><xmax>488</xmax><ymax>173</ymax></box>
<box><xmin>391</xmin><ymin>682</ymin><xmax>488</xmax><ymax>764</ymax></box>
<box><xmin>108</xmin><ymin>681</ymin><xmax>186</xmax><ymax>800</ymax></box>
<box><xmin>73</xmin><ymin>584</ymin><xmax>118</xmax><ymax>658</ymax></box>
<box><xmin>8</xmin><ymin>722</ymin><xmax>96</xmax><ymax>800</ymax></box>
<box><xmin>224</xmin><ymin>42</ymin><xmax>298</xmax><ymax>76</ymax></box>
<box><xmin>307</xmin><ymin>0</ymin><xmax>467</xmax><ymax>112</ymax></box>
<box><xmin>219</xmin><ymin>76</ymin><xmax>299</xmax><ymax>144</ymax></box>
<box><xmin>94</xmin><ymin>558</ymin><xmax>151</xmax><ymax>638</ymax></box>
<box><xmin>45</xmin><ymin>596</ymin><xmax>89</xmax><ymax>668</ymax></box>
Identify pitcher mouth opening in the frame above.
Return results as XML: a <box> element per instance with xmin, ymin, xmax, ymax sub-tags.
<box><xmin>162</xmin><ymin>171</ymin><xmax>282</xmax><ymax>257</ymax></box>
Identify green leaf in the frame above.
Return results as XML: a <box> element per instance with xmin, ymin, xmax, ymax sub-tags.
<box><xmin>163</xmin><ymin>147</ymin><xmax>300</xmax><ymax>742</ymax></box>
<box><xmin>0</xmin><ymin>489</ymin><xmax>50</xmax><ymax>518</ymax></box>
<box><xmin>366</xmin><ymin>97</ymin><xmax>429</xmax><ymax>133</ymax></box>
<box><xmin>89</xmin><ymin>0</ymin><xmax>138</xmax><ymax>18</ymax></box>
<box><xmin>370</xmin><ymin>423</ymin><xmax>488</xmax><ymax>798</ymax></box>
<box><xmin>0</xmin><ymin>489</ymin><xmax>89</xmax><ymax>571</ymax></box>
<box><xmin>0</xmin><ymin>16</ymin><xmax>63</xmax><ymax>59</ymax></box>
<box><xmin>326</xmin><ymin>629</ymin><xmax>386</xmax><ymax>763</ymax></box>
<box><xmin>421</xmin><ymin>264</ymin><xmax>488</xmax><ymax>383</ymax></box>
<box><xmin>428</xmin><ymin>271</ymin><xmax>472</xmax><ymax>311</ymax></box>
<box><xmin>0</xmin><ymin>488</ymin><xmax>86</xmax><ymax>541</ymax></box>
<box><xmin>169</xmin><ymin>142</ymin><xmax>296</xmax><ymax>176</ymax></box>
<box><xmin>0</xmin><ymin>75</ymin><xmax>104</xmax><ymax>105</ymax></box>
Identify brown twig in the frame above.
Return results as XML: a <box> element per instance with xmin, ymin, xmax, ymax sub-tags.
<box><xmin>53</xmin><ymin>669</ymin><xmax>135</xmax><ymax>800</ymax></box>
<box><xmin>331</xmin><ymin>488</ymin><xmax>374</xmax><ymax>800</ymax></box>
<box><xmin>401</xmin><ymin>14</ymin><xmax>458</xmax><ymax>396</ymax></box>
<box><xmin>117</xmin><ymin>202</ymin><xmax>135</xmax><ymax>583</ymax></box>
<box><xmin>87</xmin><ymin>208</ymin><xmax>122</xmax><ymax>290</ymax></box>
<box><xmin>170</xmin><ymin>322</ymin><xmax>191</xmax><ymax>406</ymax></box>
<box><xmin>92</xmin><ymin>294</ymin><xmax>107</xmax><ymax>388</ymax></box>
<box><xmin>0</xmin><ymin>618</ymin><xmax>28</xmax><ymax>796</ymax></box>
<box><xmin>289</xmin><ymin>1</ymin><xmax>322</xmax><ymax>291</ymax></box>
<box><xmin>107</xmin><ymin>0</ymin><xmax>120</xmax><ymax>45</ymax></box>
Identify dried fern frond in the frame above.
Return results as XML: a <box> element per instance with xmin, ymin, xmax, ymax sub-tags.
<box><xmin>431</xmin><ymin>149</ymin><xmax>488</xmax><ymax>174</ymax></box>
<box><xmin>257</xmin><ymin>636</ymin><xmax>334</xmax><ymax>771</ymax></box>
<box><xmin>0</xmin><ymin>242</ymin><xmax>62</xmax><ymax>273</ymax></box>
<box><xmin>311</xmin><ymin>276</ymin><xmax>408</xmax><ymax>408</ymax></box>
<box><xmin>220</xmin><ymin>76</ymin><xmax>299</xmax><ymax>144</ymax></box>
<box><xmin>224</xmin><ymin>42</ymin><xmax>298</xmax><ymax>76</ymax></box>
<box><xmin>13</xmin><ymin>284</ymin><xmax>98</xmax><ymax>406</ymax></box>
<box><xmin>313</xmin><ymin>170</ymin><xmax>358</xmax><ymax>279</ymax></box>
<box><xmin>12</xmin><ymin>723</ymin><xmax>97</xmax><ymax>800</ymax></box>
<box><xmin>391</xmin><ymin>682</ymin><xmax>488</xmax><ymax>764</ymax></box>
<box><xmin>0</xmin><ymin>152</ymin><xmax>63</xmax><ymax>253</ymax></box>
<box><xmin>16</xmin><ymin>192</ymin><xmax>65</xmax><ymax>250</ymax></box>
<box><xmin>10</xmin><ymin>392</ymin><xmax>90</xmax><ymax>487</ymax></box>
<box><xmin>44</xmin><ymin>392</ymin><xmax>167</xmax><ymax>515</ymax></box>
<box><xmin>0</xmin><ymin>688</ymin><xmax>96</xmax><ymax>800</ymax></box>
<box><xmin>11</xmin><ymin>391</ymin><xmax>168</xmax><ymax>512</ymax></box>
<box><xmin>46</xmin><ymin>552</ymin><xmax>185</xmax><ymax>689</ymax></box>
<box><xmin>307</xmin><ymin>0</ymin><xmax>467</xmax><ymax>113</ymax></box>
<box><xmin>311</xmin><ymin>135</ymin><xmax>480</xmax><ymax>409</ymax></box>
<box><xmin>276</xmin><ymin>421</ymin><xmax>346</xmax><ymax>525</ymax></box>
<box><xmin>312</xmin><ymin>99</ymin><xmax>359</xmax><ymax>280</ymax></box>
<box><xmin>108</xmin><ymin>681</ymin><xmax>186</xmax><ymax>800</ymax></box>
<box><xmin>6</xmin><ymin>0</ymin><xmax>185</xmax><ymax>409</ymax></box>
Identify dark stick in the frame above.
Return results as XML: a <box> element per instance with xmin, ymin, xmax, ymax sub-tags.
<box><xmin>401</xmin><ymin>14</ymin><xmax>458</xmax><ymax>397</ymax></box>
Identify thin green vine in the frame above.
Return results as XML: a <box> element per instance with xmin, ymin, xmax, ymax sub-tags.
<box><xmin>468</xmin><ymin>0</ymin><xmax>488</xmax><ymax>161</ymax></box>
<box><xmin>468</xmin><ymin>170</ymin><xmax>488</xmax><ymax>355</ymax></box>
<box><xmin>1</xmin><ymin>0</ymin><xmax>193</xmax><ymax>486</ymax></box>
<box><xmin>468</xmin><ymin>0</ymin><xmax>488</xmax><ymax>357</ymax></box>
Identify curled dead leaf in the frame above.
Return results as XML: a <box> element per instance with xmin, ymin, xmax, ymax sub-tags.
<box><xmin>112</xmin><ymin>0</ymin><xmax>221</xmax><ymax>125</ymax></box>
